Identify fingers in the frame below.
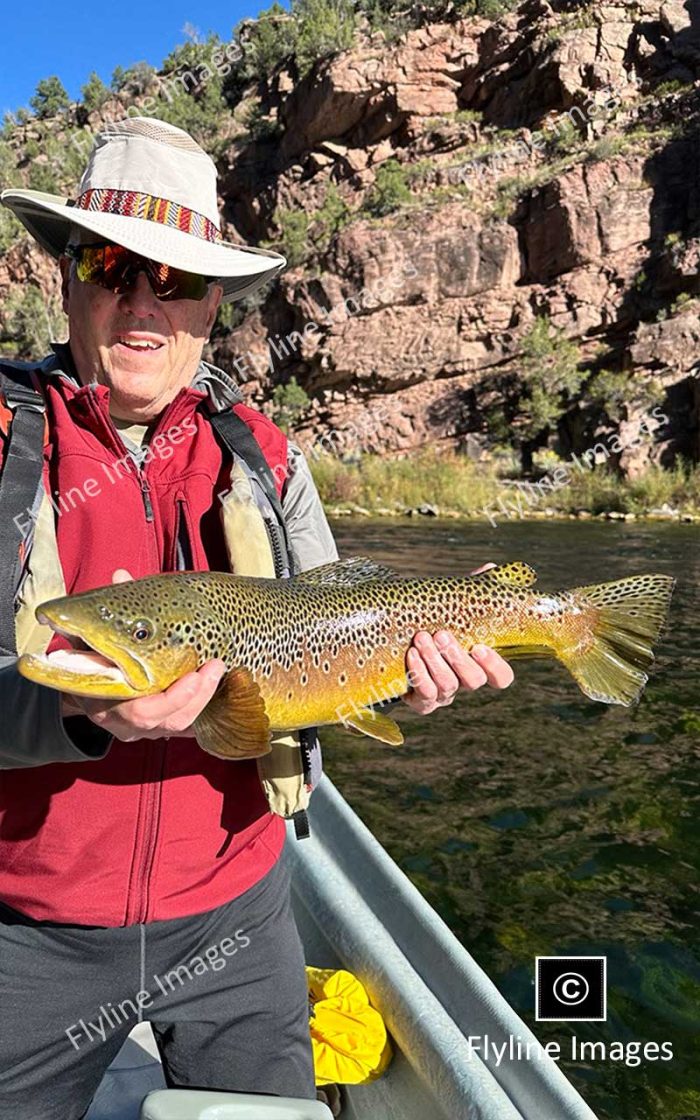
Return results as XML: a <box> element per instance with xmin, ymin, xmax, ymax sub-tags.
<box><xmin>159</xmin><ymin>661</ymin><xmax>227</xmax><ymax>732</ymax></box>
<box><xmin>407</xmin><ymin>632</ymin><xmax>461</xmax><ymax>705</ymax></box>
<box><xmin>469</xmin><ymin>562</ymin><xmax>497</xmax><ymax>575</ymax></box>
<box><xmin>402</xmin><ymin>630</ymin><xmax>514</xmax><ymax>715</ymax></box>
<box><xmin>470</xmin><ymin>644</ymin><xmax>515</xmax><ymax>689</ymax></box>
<box><xmin>112</xmin><ymin>568</ymin><xmax>133</xmax><ymax>584</ymax></box>
<box><xmin>79</xmin><ymin>659</ymin><xmax>227</xmax><ymax>741</ymax></box>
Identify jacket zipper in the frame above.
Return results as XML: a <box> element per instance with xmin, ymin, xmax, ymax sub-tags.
<box><xmin>139</xmin><ymin>472</ymin><xmax>154</xmax><ymax>522</ymax></box>
<box><xmin>126</xmin><ymin>747</ymin><xmax>165</xmax><ymax>925</ymax></box>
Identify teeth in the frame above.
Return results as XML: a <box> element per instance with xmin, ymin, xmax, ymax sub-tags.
<box><xmin>121</xmin><ymin>340</ymin><xmax>161</xmax><ymax>350</ymax></box>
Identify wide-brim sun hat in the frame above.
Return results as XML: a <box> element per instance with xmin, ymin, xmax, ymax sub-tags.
<box><xmin>0</xmin><ymin>116</ymin><xmax>287</xmax><ymax>303</ymax></box>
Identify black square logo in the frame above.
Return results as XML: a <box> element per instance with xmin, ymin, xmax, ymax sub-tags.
<box><xmin>536</xmin><ymin>956</ymin><xmax>607</xmax><ymax>1021</ymax></box>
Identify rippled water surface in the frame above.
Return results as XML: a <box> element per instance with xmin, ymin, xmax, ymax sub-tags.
<box><xmin>322</xmin><ymin>519</ymin><xmax>699</xmax><ymax>1120</ymax></box>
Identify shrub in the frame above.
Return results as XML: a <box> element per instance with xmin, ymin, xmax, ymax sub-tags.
<box><xmin>358</xmin><ymin>0</ymin><xmax>413</xmax><ymax>42</ymax></box>
<box><xmin>264</xmin><ymin>187</ymin><xmax>351</xmax><ymax>265</ymax></box>
<box><xmin>149</xmin><ymin>34</ymin><xmax>234</xmax><ymax>146</ymax></box>
<box><xmin>214</xmin><ymin>289</ymin><xmax>267</xmax><ymax>335</ymax></box>
<box><xmin>266</xmin><ymin>209</ymin><xmax>310</xmax><ymax>267</ymax></box>
<box><xmin>356</xmin><ymin>0</ymin><xmax>518</xmax><ymax>33</ymax></box>
<box><xmin>546</xmin><ymin>116</ymin><xmax>581</xmax><ymax>155</ymax></box>
<box><xmin>493</xmin><ymin>316</ymin><xmax>587</xmax><ymax>470</ymax></box>
<box><xmin>236</xmin><ymin>2</ymin><xmax>298</xmax><ymax>82</ymax></box>
<box><xmin>272</xmin><ymin>377</ymin><xmax>310</xmax><ymax>431</ymax></box>
<box><xmin>518</xmin><ymin>317</ymin><xmax>584</xmax><ymax>441</ymax></box>
<box><xmin>584</xmin><ymin>134</ymin><xmax>628</xmax><ymax>164</ymax></box>
<box><xmin>295</xmin><ymin>0</ymin><xmax>357</xmax><ymax>75</ymax></box>
<box><xmin>472</xmin><ymin>0</ymin><xmax>519</xmax><ymax>16</ymax></box>
<box><xmin>241</xmin><ymin>100</ymin><xmax>283</xmax><ymax>142</ymax></box>
<box><xmin>0</xmin><ymin>141</ymin><xmax>23</xmax><ymax>252</ymax></box>
<box><xmin>0</xmin><ymin>140</ymin><xmax>19</xmax><ymax>185</ymax></box>
<box><xmin>365</xmin><ymin>159</ymin><xmax>412</xmax><ymax>216</ymax></box>
<box><xmin>162</xmin><ymin>33</ymin><xmax>227</xmax><ymax>76</ymax></box>
<box><xmin>0</xmin><ymin>208</ymin><xmax>23</xmax><ymax>254</ymax></box>
<box><xmin>154</xmin><ymin>80</ymin><xmax>227</xmax><ymax>146</ymax></box>
<box><xmin>111</xmin><ymin>62</ymin><xmax>156</xmax><ymax>96</ymax></box>
<box><xmin>0</xmin><ymin>286</ymin><xmax>63</xmax><ymax>359</ymax></box>
<box><xmin>28</xmin><ymin>160</ymin><xmax>58</xmax><ymax>193</ymax></box>
<box><xmin>491</xmin><ymin>176</ymin><xmax>524</xmax><ymax>219</ymax></box>
<box><xmin>312</xmin><ymin>183</ymin><xmax>352</xmax><ymax>249</ymax></box>
<box><xmin>110</xmin><ymin>66</ymin><xmax>127</xmax><ymax>92</ymax></box>
<box><xmin>670</xmin><ymin>291</ymin><xmax>695</xmax><ymax>315</ymax></box>
<box><xmin>81</xmin><ymin>72</ymin><xmax>110</xmax><ymax>113</ymax></box>
<box><xmin>310</xmin><ymin>447</ymin><xmax>504</xmax><ymax>513</ymax></box>
<box><xmin>50</xmin><ymin>131</ymin><xmax>90</xmax><ymax>190</ymax></box>
<box><xmin>236</xmin><ymin>0</ymin><xmax>355</xmax><ymax>84</ymax></box>
<box><xmin>30</xmin><ymin>76</ymin><xmax>70</xmax><ymax>119</ymax></box>
<box><xmin>589</xmin><ymin>368</ymin><xmax>663</xmax><ymax>420</ymax></box>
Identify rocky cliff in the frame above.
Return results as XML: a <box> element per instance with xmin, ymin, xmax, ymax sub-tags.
<box><xmin>2</xmin><ymin>0</ymin><xmax>700</xmax><ymax>474</ymax></box>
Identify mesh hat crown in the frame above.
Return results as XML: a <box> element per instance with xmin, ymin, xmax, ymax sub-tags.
<box><xmin>0</xmin><ymin>117</ymin><xmax>286</xmax><ymax>303</ymax></box>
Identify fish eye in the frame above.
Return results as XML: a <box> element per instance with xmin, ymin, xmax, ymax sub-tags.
<box><xmin>132</xmin><ymin>620</ymin><xmax>153</xmax><ymax>642</ymax></box>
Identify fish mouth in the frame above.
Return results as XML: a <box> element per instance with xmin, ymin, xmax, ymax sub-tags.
<box><xmin>20</xmin><ymin>606</ymin><xmax>152</xmax><ymax>695</ymax></box>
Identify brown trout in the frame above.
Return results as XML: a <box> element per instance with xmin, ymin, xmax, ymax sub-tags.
<box><xmin>17</xmin><ymin>558</ymin><xmax>675</xmax><ymax>759</ymax></box>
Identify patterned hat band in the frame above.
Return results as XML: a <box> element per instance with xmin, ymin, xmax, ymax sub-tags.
<box><xmin>74</xmin><ymin>188</ymin><xmax>222</xmax><ymax>244</ymax></box>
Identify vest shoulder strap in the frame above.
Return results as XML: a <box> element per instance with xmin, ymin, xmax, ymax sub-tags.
<box><xmin>0</xmin><ymin>363</ymin><xmax>47</xmax><ymax>657</ymax></box>
<box><xmin>209</xmin><ymin>406</ymin><xmax>295</xmax><ymax>577</ymax></box>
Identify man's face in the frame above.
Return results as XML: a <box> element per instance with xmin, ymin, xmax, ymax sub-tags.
<box><xmin>59</xmin><ymin>239</ymin><xmax>223</xmax><ymax>422</ymax></box>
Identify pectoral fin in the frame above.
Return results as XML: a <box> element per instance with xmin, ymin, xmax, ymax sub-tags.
<box><xmin>341</xmin><ymin>707</ymin><xmax>404</xmax><ymax>746</ymax></box>
<box><xmin>193</xmin><ymin>667</ymin><xmax>272</xmax><ymax>759</ymax></box>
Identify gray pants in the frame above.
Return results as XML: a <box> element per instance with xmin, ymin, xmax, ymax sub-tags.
<box><xmin>0</xmin><ymin>852</ymin><xmax>315</xmax><ymax>1120</ymax></box>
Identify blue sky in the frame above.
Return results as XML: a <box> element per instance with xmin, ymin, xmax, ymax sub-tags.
<box><xmin>1</xmin><ymin>0</ymin><xmax>268</xmax><ymax>117</ymax></box>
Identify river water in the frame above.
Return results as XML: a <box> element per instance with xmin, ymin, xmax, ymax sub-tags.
<box><xmin>322</xmin><ymin>518</ymin><xmax>699</xmax><ymax>1120</ymax></box>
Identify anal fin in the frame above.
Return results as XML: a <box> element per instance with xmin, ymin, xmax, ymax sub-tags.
<box><xmin>193</xmin><ymin>666</ymin><xmax>271</xmax><ymax>759</ymax></box>
<box><xmin>342</xmin><ymin>707</ymin><xmax>404</xmax><ymax>746</ymax></box>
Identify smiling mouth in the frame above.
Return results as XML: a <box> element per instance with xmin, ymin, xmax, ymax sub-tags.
<box><xmin>115</xmin><ymin>337</ymin><xmax>165</xmax><ymax>353</ymax></box>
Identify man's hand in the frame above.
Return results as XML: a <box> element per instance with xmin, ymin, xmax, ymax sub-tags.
<box><xmin>402</xmin><ymin>563</ymin><xmax>514</xmax><ymax>715</ymax></box>
<box><xmin>61</xmin><ymin>569</ymin><xmax>226</xmax><ymax>742</ymax></box>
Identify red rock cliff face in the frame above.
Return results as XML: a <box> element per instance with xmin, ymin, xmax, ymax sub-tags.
<box><xmin>212</xmin><ymin>0</ymin><xmax>700</xmax><ymax>469</ymax></box>
<box><xmin>2</xmin><ymin>0</ymin><xmax>700</xmax><ymax>470</ymax></box>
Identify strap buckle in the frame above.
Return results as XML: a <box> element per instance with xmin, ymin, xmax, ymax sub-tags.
<box><xmin>3</xmin><ymin>382</ymin><xmax>45</xmax><ymax>413</ymax></box>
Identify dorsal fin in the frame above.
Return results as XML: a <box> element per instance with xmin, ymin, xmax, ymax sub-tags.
<box><xmin>473</xmin><ymin>562</ymin><xmax>538</xmax><ymax>589</ymax></box>
<box><xmin>293</xmin><ymin>557</ymin><xmax>404</xmax><ymax>586</ymax></box>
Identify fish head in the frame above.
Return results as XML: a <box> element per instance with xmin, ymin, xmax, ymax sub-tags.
<box><xmin>17</xmin><ymin>577</ymin><xmax>204</xmax><ymax>699</ymax></box>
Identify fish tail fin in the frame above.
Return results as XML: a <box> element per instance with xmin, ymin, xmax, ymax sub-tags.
<box><xmin>558</xmin><ymin>574</ymin><xmax>675</xmax><ymax>706</ymax></box>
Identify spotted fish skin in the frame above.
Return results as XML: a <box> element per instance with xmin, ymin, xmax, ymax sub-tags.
<box><xmin>17</xmin><ymin>559</ymin><xmax>675</xmax><ymax>755</ymax></box>
<box><xmin>184</xmin><ymin>570</ymin><xmax>572</xmax><ymax>729</ymax></box>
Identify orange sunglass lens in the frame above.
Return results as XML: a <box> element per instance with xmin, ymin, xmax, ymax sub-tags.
<box><xmin>75</xmin><ymin>244</ymin><xmax>209</xmax><ymax>300</ymax></box>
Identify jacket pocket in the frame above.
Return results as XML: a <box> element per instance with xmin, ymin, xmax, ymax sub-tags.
<box><xmin>172</xmin><ymin>493</ymin><xmax>194</xmax><ymax>572</ymax></box>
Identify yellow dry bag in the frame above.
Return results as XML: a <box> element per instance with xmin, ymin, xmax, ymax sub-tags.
<box><xmin>306</xmin><ymin>966</ymin><xmax>393</xmax><ymax>1086</ymax></box>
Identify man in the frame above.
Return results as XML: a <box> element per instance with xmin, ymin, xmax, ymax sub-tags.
<box><xmin>0</xmin><ymin>117</ymin><xmax>514</xmax><ymax>1120</ymax></box>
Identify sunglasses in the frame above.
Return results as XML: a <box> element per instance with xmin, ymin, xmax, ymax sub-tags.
<box><xmin>65</xmin><ymin>242</ymin><xmax>214</xmax><ymax>302</ymax></box>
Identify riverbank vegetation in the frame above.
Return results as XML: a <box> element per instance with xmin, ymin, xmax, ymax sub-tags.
<box><xmin>310</xmin><ymin>448</ymin><xmax>700</xmax><ymax>521</ymax></box>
